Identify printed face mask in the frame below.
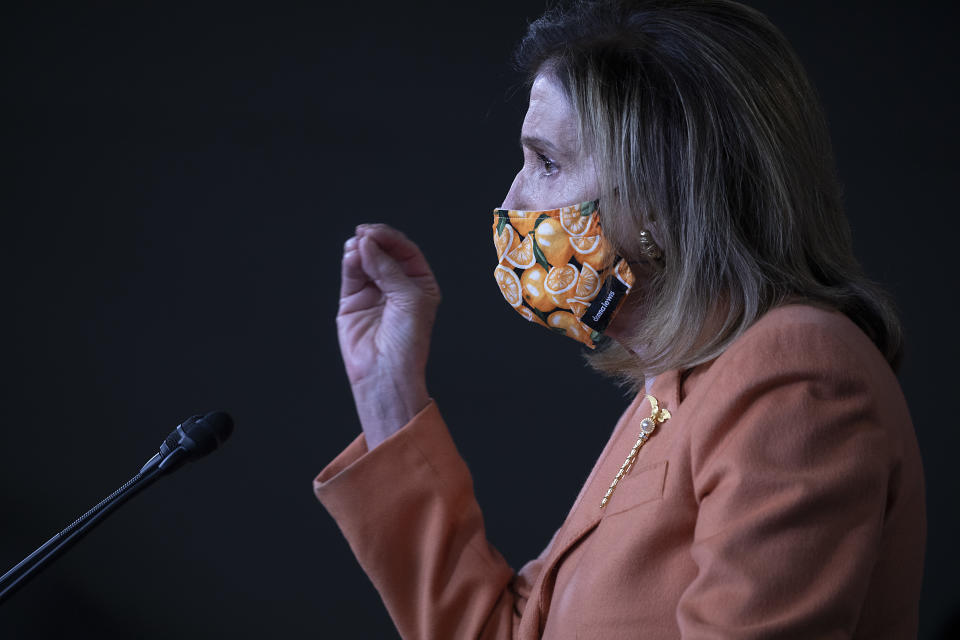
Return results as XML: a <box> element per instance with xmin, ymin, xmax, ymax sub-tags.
<box><xmin>492</xmin><ymin>199</ymin><xmax>635</xmax><ymax>348</ymax></box>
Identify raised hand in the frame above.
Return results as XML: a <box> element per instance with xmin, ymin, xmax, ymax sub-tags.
<box><xmin>337</xmin><ymin>224</ymin><xmax>441</xmax><ymax>449</ymax></box>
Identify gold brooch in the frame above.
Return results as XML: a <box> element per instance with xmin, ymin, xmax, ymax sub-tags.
<box><xmin>600</xmin><ymin>394</ymin><xmax>671</xmax><ymax>508</ymax></box>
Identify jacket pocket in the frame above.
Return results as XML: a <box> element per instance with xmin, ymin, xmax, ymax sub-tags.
<box><xmin>601</xmin><ymin>459</ymin><xmax>667</xmax><ymax>517</ymax></box>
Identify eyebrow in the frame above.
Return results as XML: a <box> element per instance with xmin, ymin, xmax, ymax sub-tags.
<box><xmin>520</xmin><ymin>135</ymin><xmax>562</xmax><ymax>157</ymax></box>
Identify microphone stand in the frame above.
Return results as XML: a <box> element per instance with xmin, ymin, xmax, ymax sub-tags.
<box><xmin>0</xmin><ymin>451</ymin><xmax>180</xmax><ymax>604</ymax></box>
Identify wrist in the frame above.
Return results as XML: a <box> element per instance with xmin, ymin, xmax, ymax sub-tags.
<box><xmin>350</xmin><ymin>375</ymin><xmax>430</xmax><ymax>449</ymax></box>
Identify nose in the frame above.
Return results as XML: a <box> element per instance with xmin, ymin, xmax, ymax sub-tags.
<box><xmin>500</xmin><ymin>170</ymin><xmax>525</xmax><ymax>210</ymax></box>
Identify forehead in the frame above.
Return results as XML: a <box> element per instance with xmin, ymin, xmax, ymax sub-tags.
<box><xmin>522</xmin><ymin>74</ymin><xmax>579</xmax><ymax>153</ymax></box>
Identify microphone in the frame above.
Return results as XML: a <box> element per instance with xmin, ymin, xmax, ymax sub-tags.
<box><xmin>0</xmin><ymin>410</ymin><xmax>234</xmax><ymax>604</ymax></box>
<box><xmin>140</xmin><ymin>411</ymin><xmax>234</xmax><ymax>475</ymax></box>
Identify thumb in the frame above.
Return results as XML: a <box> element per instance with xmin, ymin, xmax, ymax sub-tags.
<box><xmin>359</xmin><ymin>235</ymin><xmax>417</xmax><ymax>298</ymax></box>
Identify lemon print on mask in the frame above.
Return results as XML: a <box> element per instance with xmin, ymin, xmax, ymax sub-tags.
<box><xmin>575</xmin><ymin>263</ymin><xmax>600</xmax><ymax>299</ymax></box>
<box><xmin>547</xmin><ymin>310</ymin><xmax>590</xmax><ymax>344</ymax></box>
<box><xmin>494</xmin><ymin>265</ymin><xmax>522</xmax><ymax>308</ymax></box>
<box><xmin>492</xmin><ymin>199</ymin><xmax>632</xmax><ymax>349</ymax></box>
<box><xmin>562</xmin><ymin>263</ymin><xmax>601</xmax><ymax>321</ymax></box>
<box><xmin>615</xmin><ymin>258</ymin><xmax>636</xmax><ymax>288</ymax></box>
<box><xmin>510</xmin><ymin>209</ymin><xmax>539</xmax><ymax>238</ymax></box>
<box><xmin>516</xmin><ymin>305</ymin><xmax>547</xmax><ymax>327</ymax></box>
<box><xmin>544</xmin><ymin>263</ymin><xmax>579</xmax><ymax>308</ymax></box>
<box><xmin>566</xmin><ymin>299</ymin><xmax>589</xmax><ymax>317</ymax></box>
<box><xmin>493</xmin><ymin>223</ymin><xmax>519</xmax><ymax>262</ymax></box>
<box><xmin>505</xmin><ymin>235</ymin><xmax>536</xmax><ymax>269</ymax></box>
<box><xmin>532</xmin><ymin>216</ymin><xmax>574</xmax><ymax>267</ymax></box>
<box><xmin>573</xmin><ymin>234</ymin><xmax>614</xmax><ymax>272</ymax></box>
<box><xmin>520</xmin><ymin>264</ymin><xmax>555</xmax><ymax>312</ymax></box>
<box><xmin>559</xmin><ymin>201</ymin><xmax>598</xmax><ymax>237</ymax></box>
<box><xmin>569</xmin><ymin>234</ymin><xmax>600</xmax><ymax>255</ymax></box>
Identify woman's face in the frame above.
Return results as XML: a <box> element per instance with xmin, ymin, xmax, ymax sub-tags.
<box><xmin>501</xmin><ymin>73</ymin><xmax>599</xmax><ymax>211</ymax></box>
<box><xmin>501</xmin><ymin>72</ymin><xmax>649</xmax><ymax>345</ymax></box>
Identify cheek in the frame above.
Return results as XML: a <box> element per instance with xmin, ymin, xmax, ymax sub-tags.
<box><xmin>551</xmin><ymin>157</ymin><xmax>600</xmax><ymax>206</ymax></box>
<box><xmin>551</xmin><ymin>175</ymin><xmax>594</xmax><ymax>208</ymax></box>
<box><xmin>570</xmin><ymin>159</ymin><xmax>600</xmax><ymax>201</ymax></box>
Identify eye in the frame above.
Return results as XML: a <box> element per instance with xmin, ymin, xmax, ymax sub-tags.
<box><xmin>536</xmin><ymin>152</ymin><xmax>557</xmax><ymax>176</ymax></box>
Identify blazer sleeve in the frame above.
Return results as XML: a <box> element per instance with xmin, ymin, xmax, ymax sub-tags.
<box><xmin>313</xmin><ymin>400</ymin><xmax>540</xmax><ymax>639</ymax></box>
<box><xmin>677</xmin><ymin>321</ymin><xmax>897</xmax><ymax>638</ymax></box>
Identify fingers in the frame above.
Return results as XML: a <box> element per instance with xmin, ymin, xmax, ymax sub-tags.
<box><xmin>339</xmin><ymin>234</ymin><xmax>368</xmax><ymax>300</ymax></box>
<box><xmin>340</xmin><ymin>223</ymin><xmax>440</xmax><ymax>304</ymax></box>
<box><xmin>358</xmin><ymin>235</ymin><xmax>417</xmax><ymax>298</ymax></box>
<box><xmin>355</xmin><ymin>224</ymin><xmax>436</xmax><ymax>281</ymax></box>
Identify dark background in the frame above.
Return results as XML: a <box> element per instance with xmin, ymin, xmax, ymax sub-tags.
<box><xmin>1</xmin><ymin>1</ymin><xmax>957</xmax><ymax>637</ymax></box>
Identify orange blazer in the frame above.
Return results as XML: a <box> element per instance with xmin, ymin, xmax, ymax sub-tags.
<box><xmin>314</xmin><ymin>305</ymin><xmax>925</xmax><ymax>639</ymax></box>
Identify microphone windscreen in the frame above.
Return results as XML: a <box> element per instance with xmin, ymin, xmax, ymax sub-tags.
<box><xmin>181</xmin><ymin>411</ymin><xmax>234</xmax><ymax>456</ymax></box>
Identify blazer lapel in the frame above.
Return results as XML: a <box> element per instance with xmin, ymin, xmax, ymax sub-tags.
<box><xmin>520</xmin><ymin>372</ymin><xmax>684</xmax><ymax>636</ymax></box>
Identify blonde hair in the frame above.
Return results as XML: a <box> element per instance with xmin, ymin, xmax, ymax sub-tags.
<box><xmin>516</xmin><ymin>0</ymin><xmax>903</xmax><ymax>389</ymax></box>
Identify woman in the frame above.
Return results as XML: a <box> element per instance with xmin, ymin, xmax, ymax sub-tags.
<box><xmin>315</xmin><ymin>1</ymin><xmax>925</xmax><ymax>637</ymax></box>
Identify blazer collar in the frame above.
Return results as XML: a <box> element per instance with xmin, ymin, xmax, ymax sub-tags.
<box><xmin>649</xmin><ymin>367</ymin><xmax>682</xmax><ymax>414</ymax></box>
<box><xmin>651</xmin><ymin>357</ymin><xmax>716</xmax><ymax>408</ymax></box>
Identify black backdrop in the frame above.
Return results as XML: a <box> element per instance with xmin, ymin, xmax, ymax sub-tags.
<box><xmin>1</xmin><ymin>1</ymin><xmax>957</xmax><ymax>638</ymax></box>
